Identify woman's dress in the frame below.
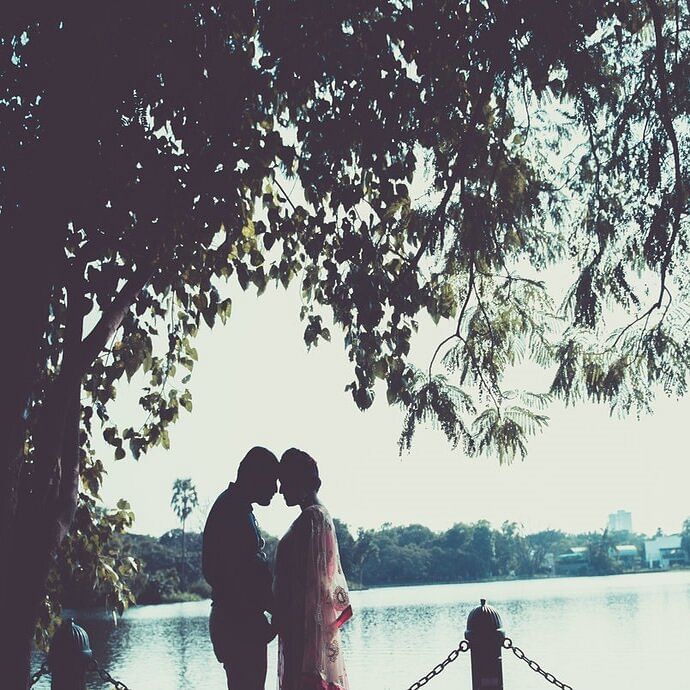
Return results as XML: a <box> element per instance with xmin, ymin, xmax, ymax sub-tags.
<box><xmin>274</xmin><ymin>504</ymin><xmax>352</xmax><ymax>690</ymax></box>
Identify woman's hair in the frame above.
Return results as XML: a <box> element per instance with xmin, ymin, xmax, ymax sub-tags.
<box><xmin>280</xmin><ymin>448</ymin><xmax>322</xmax><ymax>493</ymax></box>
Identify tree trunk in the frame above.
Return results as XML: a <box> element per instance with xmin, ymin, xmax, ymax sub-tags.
<box><xmin>0</xmin><ymin>12</ymin><xmax>152</xmax><ymax>685</ymax></box>
<box><xmin>0</xmin><ymin>259</ymin><xmax>151</xmax><ymax>687</ymax></box>
<box><xmin>0</xmin><ymin>15</ymin><xmax>83</xmax><ymax>680</ymax></box>
<box><xmin>0</xmin><ymin>221</ymin><xmax>68</xmax><ymax>686</ymax></box>
<box><xmin>0</xmin><ymin>376</ymin><xmax>81</xmax><ymax>689</ymax></box>
<box><xmin>0</xmin><ymin>227</ymin><xmax>63</xmax><ymax>569</ymax></box>
<box><xmin>181</xmin><ymin>520</ymin><xmax>187</xmax><ymax>591</ymax></box>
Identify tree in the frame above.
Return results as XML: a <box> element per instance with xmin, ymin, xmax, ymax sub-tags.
<box><xmin>351</xmin><ymin>528</ymin><xmax>380</xmax><ymax>587</ymax></box>
<box><xmin>471</xmin><ymin>521</ymin><xmax>496</xmax><ymax>578</ymax></box>
<box><xmin>3</xmin><ymin>1</ymin><xmax>690</xmax><ymax>683</ymax></box>
<box><xmin>681</xmin><ymin>518</ymin><xmax>690</xmax><ymax>560</ymax></box>
<box><xmin>523</xmin><ymin>529</ymin><xmax>565</xmax><ymax>577</ymax></box>
<box><xmin>588</xmin><ymin>530</ymin><xmax>620</xmax><ymax>575</ymax></box>
<box><xmin>170</xmin><ymin>479</ymin><xmax>198</xmax><ymax>590</ymax></box>
<box><xmin>396</xmin><ymin>524</ymin><xmax>435</xmax><ymax>547</ymax></box>
<box><xmin>333</xmin><ymin>518</ymin><xmax>356</xmax><ymax>580</ymax></box>
<box><xmin>494</xmin><ymin>521</ymin><xmax>521</xmax><ymax>577</ymax></box>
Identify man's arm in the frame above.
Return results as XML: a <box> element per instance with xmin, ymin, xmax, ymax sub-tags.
<box><xmin>202</xmin><ymin>495</ymin><xmax>244</xmax><ymax>601</ymax></box>
<box><xmin>240</xmin><ymin>512</ymin><xmax>274</xmax><ymax>612</ymax></box>
<box><xmin>202</xmin><ymin>496</ymin><xmax>273</xmax><ymax>612</ymax></box>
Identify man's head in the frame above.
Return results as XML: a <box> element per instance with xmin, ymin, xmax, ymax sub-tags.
<box><xmin>236</xmin><ymin>446</ymin><xmax>279</xmax><ymax>506</ymax></box>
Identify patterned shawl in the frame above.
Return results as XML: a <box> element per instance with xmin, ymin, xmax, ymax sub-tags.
<box><xmin>274</xmin><ymin>504</ymin><xmax>352</xmax><ymax>690</ymax></box>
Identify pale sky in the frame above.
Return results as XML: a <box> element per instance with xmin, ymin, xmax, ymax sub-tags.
<box><xmin>100</xmin><ymin>281</ymin><xmax>690</xmax><ymax>540</ymax></box>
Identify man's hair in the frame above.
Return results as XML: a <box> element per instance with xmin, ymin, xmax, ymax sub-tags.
<box><xmin>280</xmin><ymin>448</ymin><xmax>322</xmax><ymax>493</ymax></box>
<box><xmin>236</xmin><ymin>446</ymin><xmax>279</xmax><ymax>481</ymax></box>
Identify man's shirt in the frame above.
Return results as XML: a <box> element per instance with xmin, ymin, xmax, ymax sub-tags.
<box><xmin>202</xmin><ymin>483</ymin><xmax>273</xmax><ymax>614</ymax></box>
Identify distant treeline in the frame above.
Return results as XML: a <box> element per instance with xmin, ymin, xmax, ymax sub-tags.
<box><xmin>61</xmin><ymin>518</ymin><xmax>690</xmax><ymax>609</ymax></box>
<box><xmin>333</xmin><ymin>520</ymin><xmax>649</xmax><ymax>585</ymax></box>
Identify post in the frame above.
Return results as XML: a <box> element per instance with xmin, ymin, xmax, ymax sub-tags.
<box><xmin>464</xmin><ymin>599</ymin><xmax>505</xmax><ymax>690</ymax></box>
<box><xmin>48</xmin><ymin>619</ymin><xmax>92</xmax><ymax>690</ymax></box>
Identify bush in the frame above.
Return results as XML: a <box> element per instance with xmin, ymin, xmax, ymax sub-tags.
<box><xmin>188</xmin><ymin>578</ymin><xmax>211</xmax><ymax>600</ymax></box>
<box><xmin>137</xmin><ymin>568</ymin><xmax>180</xmax><ymax>605</ymax></box>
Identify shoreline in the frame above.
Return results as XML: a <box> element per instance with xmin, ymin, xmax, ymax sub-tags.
<box><xmin>348</xmin><ymin>564</ymin><xmax>690</xmax><ymax>592</ymax></box>
<box><xmin>97</xmin><ymin>565</ymin><xmax>690</xmax><ymax>607</ymax></box>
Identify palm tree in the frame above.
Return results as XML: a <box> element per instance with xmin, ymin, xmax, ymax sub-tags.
<box><xmin>171</xmin><ymin>478</ymin><xmax>198</xmax><ymax>590</ymax></box>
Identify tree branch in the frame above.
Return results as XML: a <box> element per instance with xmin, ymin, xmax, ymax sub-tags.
<box><xmin>427</xmin><ymin>333</ymin><xmax>459</xmax><ymax>382</ymax></box>
<box><xmin>607</xmin><ymin>0</ymin><xmax>686</xmax><ymax>353</ymax></box>
<box><xmin>412</xmin><ymin>165</ymin><xmax>462</xmax><ymax>267</ymax></box>
<box><xmin>274</xmin><ymin>175</ymin><xmax>298</xmax><ymax>214</ymax></box>
<box><xmin>76</xmin><ymin>260</ymin><xmax>155</xmax><ymax>379</ymax></box>
<box><xmin>54</xmin><ymin>384</ymin><xmax>80</xmax><ymax>541</ymax></box>
<box><xmin>473</xmin><ymin>277</ymin><xmax>499</xmax><ymax>372</ymax></box>
<box><xmin>647</xmin><ymin>0</ymin><xmax>684</xmax><ymax>308</ymax></box>
<box><xmin>428</xmin><ymin>258</ymin><xmax>475</xmax><ymax>379</ymax></box>
<box><xmin>411</xmin><ymin>72</ymin><xmax>498</xmax><ymax>268</ymax></box>
<box><xmin>31</xmin><ymin>275</ymin><xmax>87</xmax><ymax>505</ymax></box>
<box><xmin>611</xmin><ymin>286</ymin><xmax>671</xmax><ymax>350</ymax></box>
<box><xmin>455</xmin><ymin>258</ymin><xmax>476</xmax><ymax>338</ymax></box>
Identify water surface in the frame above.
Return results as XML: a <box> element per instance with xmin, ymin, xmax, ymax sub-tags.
<box><xmin>33</xmin><ymin>571</ymin><xmax>690</xmax><ymax>689</ymax></box>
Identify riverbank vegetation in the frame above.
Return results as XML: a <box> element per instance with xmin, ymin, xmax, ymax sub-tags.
<box><xmin>57</xmin><ymin>518</ymin><xmax>690</xmax><ymax>609</ymax></box>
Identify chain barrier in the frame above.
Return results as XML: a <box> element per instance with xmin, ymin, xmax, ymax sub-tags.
<box><xmin>29</xmin><ymin>658</ymin><xmax>131</xmax><ymax>689</ymax></box>
<box><xmin>91</xmin><ymin>658</ymin><xmax>132</xmax><ymax>690</ymax></box>
<box><xmin>29</xmin><ymin>661</ymin><xmax>50</xmax><ymax>687</ymax></box>
<box><xmin>33</xmin><ymin>634</ymin><xmax>571</xmax><ymax>690</ymax></box>
<box><xmin>503</xmin><ymin>637</ymin><xmax>573</xmax><ymax>690</ymax></box>
<box><xmin>404</xmin><ymin>639</ymin><xmax>470</xmax><ymax>690</ymax></box>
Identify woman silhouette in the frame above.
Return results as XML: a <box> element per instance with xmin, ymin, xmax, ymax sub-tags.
<box><xmin>274</xmin><ymin>448</ymin><xmax>352</xmax><ymax>690</ymax></box>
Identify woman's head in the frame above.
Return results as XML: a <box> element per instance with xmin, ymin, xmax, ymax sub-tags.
<box><xmin>279</xmin><ymin>448</ymin><xmax>321</xmax><ymax>506</ymax></box>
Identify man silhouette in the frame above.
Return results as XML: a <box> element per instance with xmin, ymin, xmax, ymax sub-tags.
<box><xmin>202</xmin><ymin>446</ymin><xmax>279</xmax><ymax>689</ymax></box>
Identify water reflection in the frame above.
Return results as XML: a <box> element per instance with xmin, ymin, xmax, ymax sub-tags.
<box><xmin>31</xmin><ymin>571</ymin><xmax>690</xmax><ymax>690</ymax></box>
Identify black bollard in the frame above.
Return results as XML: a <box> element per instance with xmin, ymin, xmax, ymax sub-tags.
<box><xmin>465</xmin><ymin>599</ymin><xmax>505</xmax><ymax>690</ymax></box>
<box><xmin>48</xmin><ymin>619</ymin><xmax>92</xmax><ymax>690</ymax></box>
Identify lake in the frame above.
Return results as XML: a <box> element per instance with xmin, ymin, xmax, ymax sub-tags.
<box><xmin>32</xmin><ymin>570</ymin><xmax>690</xmax><ymax>689</ymax></box>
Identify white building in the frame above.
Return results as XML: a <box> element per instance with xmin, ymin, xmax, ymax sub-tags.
<box><xmin>607</xmin><ymin>510</ymin><xmax>632</xmax><ymax>533</ymax></box>
<box><xmin>644</xmin><ymin>535</ymin><xmax>687</xmax><ymax>569</ymax></box>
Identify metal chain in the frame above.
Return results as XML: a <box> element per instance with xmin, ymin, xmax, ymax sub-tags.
<box><xmin>404</xmin><ymin>639</ymin><xmax>470</xmax><ymax>690</ymax></box>
<box><xmin>91</xmin><ymin>658</ymin><xmax>132</xmax><ymax>690</ymax></box>
<box><xmin>503</xmin><ymin>638</ymin><xmax>573</xmax><ymax>690</ymax></box>
<box><xmin>29</xmin><ymin>661</ymin><xmax>50</xmax><ymax>687</ymax></box>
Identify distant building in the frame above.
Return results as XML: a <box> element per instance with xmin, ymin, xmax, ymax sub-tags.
<box><xmin>607</xmin><ymin>510</ymin><xmax>632</xmax><ymax>533</ymax></box>
<box><xmin>555</xmin><ymin>547</ymin><xmax>589</xmax><ymax>576</ymax></box>
<box><xmin>644</xmin><ymin>535</ymin><xmax>687</xmax><ymax>569</ymax></box>
<box><xmin>608</xmin><ymin>544</ymin><xmax>640</xmax><ymax>570</ymax></box>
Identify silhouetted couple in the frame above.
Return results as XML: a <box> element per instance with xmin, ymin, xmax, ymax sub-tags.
<box><xmin>202</xmin><ymin>447</ymin><xmax>352</xmax><ymax>690</ymax></box>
